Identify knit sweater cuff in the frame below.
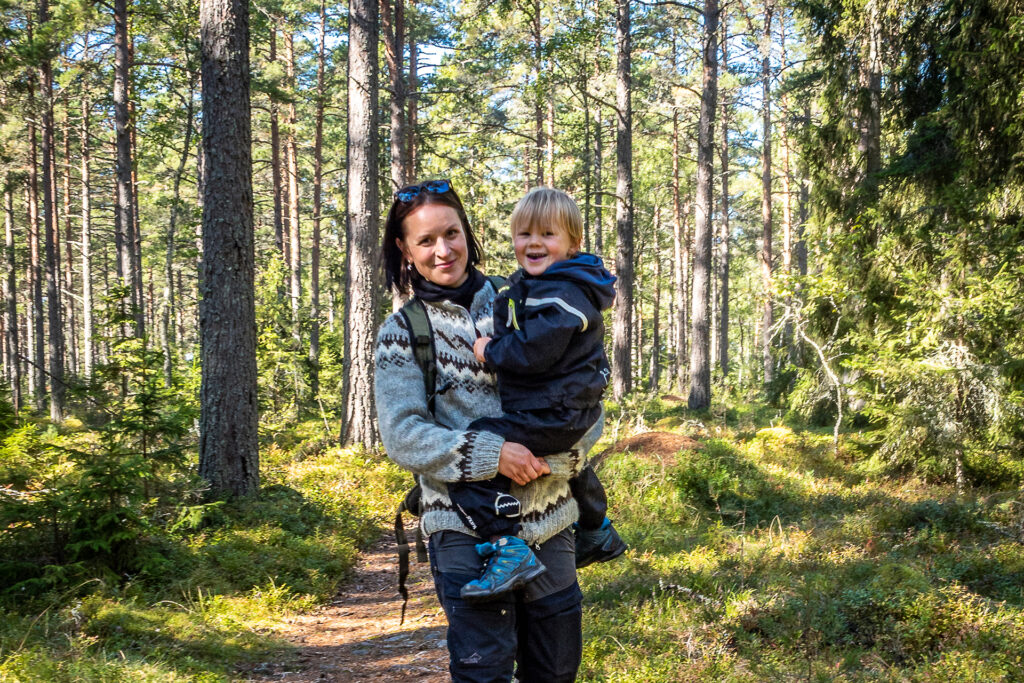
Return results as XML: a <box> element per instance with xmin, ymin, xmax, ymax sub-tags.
<box><xmin>466</xmin><ymin>430</ymin><xmax>505</xmax><ymax>481</ymax></box>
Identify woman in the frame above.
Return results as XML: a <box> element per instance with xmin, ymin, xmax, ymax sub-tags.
<box><xmin>374</xmin><ymin>179</ymin><xmax>601</xmax><ymax>682</ymax></box>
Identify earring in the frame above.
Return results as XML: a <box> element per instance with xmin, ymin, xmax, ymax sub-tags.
<box><xmin>405</xmin><ymin>261</ymin><xmax>413</xmax><ymax>271</ymax></box>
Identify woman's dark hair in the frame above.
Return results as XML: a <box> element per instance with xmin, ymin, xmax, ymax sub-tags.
<box><xmin>381</xmin><ymin>181</ymin><xmax>484</xmax><ymax>294</ymax></box>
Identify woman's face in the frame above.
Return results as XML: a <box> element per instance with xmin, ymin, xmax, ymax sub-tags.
<box><xmin>398</xmin><ymin>203</ymin><xmax>470</xmax><ymax>288</ymax></box>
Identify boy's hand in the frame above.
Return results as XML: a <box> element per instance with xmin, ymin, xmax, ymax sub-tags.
<box><xmin>474</xmin><ymin>336</ymin><xmax>492</xmax><ymax>363</ymax></box>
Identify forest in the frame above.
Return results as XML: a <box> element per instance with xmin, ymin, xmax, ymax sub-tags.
<box><xmin>1</xmin><ymin>0</ymin><xmax>1023</xmax><ymax>678</ymax></box>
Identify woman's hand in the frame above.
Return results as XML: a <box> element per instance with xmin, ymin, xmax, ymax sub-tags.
<box><xmin>498</xmin><ymin>442</ymin><xmax>550</xmax><ymax>486</ymax></box>
<box><xmin>473</xmin><ymin>336</ymin><xmax>491</xmax><ymax>363</ymax></box>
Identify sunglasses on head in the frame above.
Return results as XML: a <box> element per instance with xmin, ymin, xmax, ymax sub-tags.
<box><xmin>394</xmin><ymin>179</ymin><xmax>452</xmax><ymax>203</ymax></box>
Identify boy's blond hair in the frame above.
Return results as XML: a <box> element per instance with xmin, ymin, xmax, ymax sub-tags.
<box><xmin>510</xmin><ymin>187</ymin><xmax>583</xmax><ymax>249</ymax></box>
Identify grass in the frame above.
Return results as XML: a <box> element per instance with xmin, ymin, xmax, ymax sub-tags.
<box><xmin>5</xmin><ymin>401</ymin><xmax>1024</xmax><ymax>681</ymax></box>
<box><xmin>579</xmin><ymin>401</ymin><xmax>1024</xmax><ymax>681</ymax></box>
<box><xmin>0</xmin><ymin>424</ymin><xmax>407</xmax><ymax>682</ymax></box>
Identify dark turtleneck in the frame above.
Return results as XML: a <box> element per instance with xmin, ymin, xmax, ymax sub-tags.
<box><xmin>410</xmin><ymin>265</ymin><xmax>485</xmax><ymax>310</ymax></box>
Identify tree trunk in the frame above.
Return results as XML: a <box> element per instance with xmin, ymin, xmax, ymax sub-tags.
<box><xmin>611</xmin><ymin>0</ymin><xmax>633</xmax><ymax>400</ymax></box>
<box><xmin>649</xmin><ymin>209</ymin><xmax>661</xmax><ymax>391</ymax></box>
<box><xmin>27</xmin><ymin>96</ymin><xmax>45</xmax><ymax>411</ymax></box>
<box><xmin>4</xmin><ymin>187</ymin><xmax>19</xmax><ymax>413</ymax></box>
<box><xmin>310</xmin><ymin>0</ymin><xmax>327</xmax><ymax>399</ymax></box>
<box><xmin>80</xmin><ymin>49</ymin><xmax>94</xmax><ymax>381</ymax></box>
<box><xmin>62</xmin><ymin>96</ymin><xmax>77</xmax><ymax>377</ymax></box>
<box><xmin>114</xmin><ymin>0</ymin><xmax>136</xmax><ymax>338</ymax></box>
<box><xmin>129</xmin><ymin>90</ymin><xmax>145</xmax><ymax>338</ymax></box>
<box><xmin>759</xmin><ymin>2</ymin><xmax>774</xmax><ymax>388</ymax></box>
<box><xmin>671</xmin><ymin>76</ymin><xmax>688</xmax><ymax>392</ymax></box>
<box><xmin>270</xmin><ymin>28</ymin><xmax>285</xmax><ymax>256</ymax></box>
<box><xmin>718</xmin><ymin>14</ymin><xmax>730</xmax><ymax>376</ymax></box>
<box><xmin>406</xmin><ymin>0</ymin><xmax>417</xmax><ymax>178</ymax></box>
<box><xmin>798</xmin><ymin>104</ymin><xmax>809</xmax><ymax>278</ymax></box>
<box><xmin>198</xmin><ymin>0</ymin><xmax>259</xmax><ymax>498</ymax></box>
<box><xmin>582</xmin><ymin>80</ymin><xmax>592</xmax><ymax>253</ymax></box>
<box><xmin>779</xmin><ymin>18</ymin><xmax>795</xmax><ymax>363</ymax></box>
<box><xmin>382</xmin><ymin>0</ymin><xmax>406</xmax><ymax>191</ymax></box>
<box><xmin>163</xmin><ymin>78</ymin><xmax>196</xmax><ymax>387</ymax></box>
<box><xmin>342</xmin><ymin>0</ymin><xmax>381</xmax><ymax>446</ymax></box>
<box><xmin>592</xmin><ymin>29</ymin><xmax>603</xmax><ymax>257</ymax></box>
<box><xmin>593</xmin><ymin>109</ymin><xmax>603</xmax><ymax>256</ymax></box>
<box><xmin>38</xmin><ymin>0</ymin><xmax>64</xmax><ymax>421</ymax></box>
<box><xmin>687</xmin><ymin>0</ymin><xmax>718</xmax><ymax>411</ymax></box>
<box><xmin>546</xmin><ymin>86</ymin><xmax>555</xmax><ymax>186</ymax></box>
<box><xmin>531</xmin><ymin>0</ymin><xmax>544</xmax><ymax>186</ymax></box>
<box><xmin>284</xmin><ymin>31</ymin><xmax>302</xmax><ymax>344</ymax></box>
<box><xmin>857</xmin><ymin>0</ymin><xmax>882</xmax><ymax>191</ymax></box>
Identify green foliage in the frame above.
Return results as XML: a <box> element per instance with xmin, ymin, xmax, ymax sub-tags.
<box><xmin>796</xmin><ymin>0</ymin><xmax>1024</xmax><ymax>482</ymax></box>
<box><xmin>255</xmin><ymin>255</ymin><xmax>312</xmax><ymax>422</ymax></box>
<box><xmin>579</xmin><ymin>404</ymin><xmax>1024</xmax><ymax>681</ymax></box>
<box><xmin>1</xmin><ymin>426</ymin><xmax>406</xmax><ymax>679</ymax></box>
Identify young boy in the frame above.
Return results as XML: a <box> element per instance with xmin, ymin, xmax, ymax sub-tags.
<box><xmin>450</xmin><ymin>187</ymin><xmax>627</xmax><ymax>601</ymax></box>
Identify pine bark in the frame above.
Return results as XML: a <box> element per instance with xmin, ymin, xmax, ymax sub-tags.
<box><xmin>284</xmin><ymin>31</ymin><xmax>301</xmax><ymax>343</ymax></box>
<box><xmin>27</xmin><ymin>97</ymin><xmax>45</xmax><ymax>411</ymax></box>
<box><xmin>779</xmin><ymin>18</ymin><xmax>795</xmax><ymax>362</ymax></box>
<box><xmin>62</xmin><ymin>97</ymin><xmax>77</xmax><ymax>376</ymax></box>
<box><xmin>382</xmin><ymin>0</ymin><xmax>407</xmax><ymax>191</ymax></box>
<box><xmin>688</xmin><ymin>0</ymin><xmax>718</xmax><ymax>410</ymax></box>
<box><xmin>80</xmin><ymin>48</ymin><xmax>94</xmax><ymax>380</ymax></box>
<box><xmin>611</xmin><ymin>0</ymin><xmax>633</xmax><ymax>400</ymax></box>
<box><xmin>129</xmin><ymin>95</ymin><xmax>145</xmax><ymax>337</ymax></box>
<box><xmin>759</xmin><ymin>3</ymin><xmax>774</xmax><ymax>387</ymax></box>
<box><xmin>546</xmin><ymin>86</ymin><xmax>555</xmax><ymax>186</ymax></box>
<box><xmin>342</xmin><ymin>0</ymin><xmax>381</xmax><ymax>446</ymax></box>
<box><xmin>114</xmin><ymin>0</ymin><xmax>137</xmax><ymax>337</ymax></box>
<box><xmin>3</xmin><ymin>187</ymin><xmax>19</xmax><ymax>413</ymax></box>
<box><xmin>270</xmin><ymin>28</ymin><xmax>285</xmax><ymax>256</ymax></box>
<box><xmin>406</xmin><ymin>1</ymin><xmax>417</xmax><ymax>178</ymax></box>
<box><xmin>798</xmin><ymin>104</ymin><xmax>809</xmax><ymax>278</ymax></box>
<box><xmin>198</xmin><ymin>0</ymin><xmax>259</xmax><ymax>498</ymax></box>
<box><xmin>671</xmin><ymin>82</ymin><xmax>687</xmax><ymax>392</ymax></box>
<box><xmin>163</xmin><ymin>78</ymin><xmax>196</xmax><ymax>386</ymax></box>
<box><xmin>857</xmin><ymin>0</ymin><xmax>882</xmax><ymax>189</ymax></box>
<box><xmin>582</xmin><ymin>78</ymin><xmax>592</xmax><ymax>253</ymax></box>
<box><xmin>310</xmin><ymin>0</ymin><xmax>327</xmax><ymax>399</ymax></box>
<box><xmin>38</xmin><ymin>0</ymin><xmax>64</xmax><ymax>420</ymax></box>
<box><xmin>593</xmin><ymin>109</ymin><xmax>603</xmax><ymax>256</ymax></box>
<box><xmin>531</xmin><ymin>0</ymin><xmax>544</xmax><ymax>186</ymax></box>
<box><xmin>718</xmin><ymin>16</ymin><xmax>730</xmax><ymax>376</ymax></box>
<box><xmin>649</xmin><ymin>210</ymin><xmax>662</xmax><ymax>391</ymax></box>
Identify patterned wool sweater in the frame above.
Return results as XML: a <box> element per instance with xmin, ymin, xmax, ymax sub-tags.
<box><xmin>374</xmin><ymin>278</ymin><xmax>602</xmax><ymax>545</ymax></box>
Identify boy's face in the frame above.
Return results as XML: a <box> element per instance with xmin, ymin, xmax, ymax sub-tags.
<box><xmin>513</xmin><ymin>222</ymin><xmax>578</xmax><ymax>276</ymax></box>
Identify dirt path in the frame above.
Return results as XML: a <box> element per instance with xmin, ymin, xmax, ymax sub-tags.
<box><xmin>244</xmin><ymin>527</ymin><xmax>449</xmax><ymax>682</ymax></box>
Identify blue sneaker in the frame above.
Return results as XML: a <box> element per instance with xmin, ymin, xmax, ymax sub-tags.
<box><xmin>460</xmin><ymin>536</ymin><xmax>547</xmax><ymax>601</ymax></box>
<box><xmin>575</xmin><ymin>518</ymin><xmax>627</xmax><ymax>568</ymax></box>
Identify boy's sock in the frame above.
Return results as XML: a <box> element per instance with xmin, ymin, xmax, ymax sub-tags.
<box><xmin>460</xmin><ymin>535</ymin><xmax>547</xmax><ymax>601</ymax></box>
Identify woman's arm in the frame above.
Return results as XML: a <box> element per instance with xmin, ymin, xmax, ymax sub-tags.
<box><xmin>375</xmin><ymin>313</ymin><xmax>507</xmax><ymax>483</ymax></box>
<box><xmin>376</xmin><ymin>312</ymin><xmax>547</xmax><ymax>487</ymax></box>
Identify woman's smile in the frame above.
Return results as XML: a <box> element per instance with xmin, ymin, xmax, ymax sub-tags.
<box><xmin>399</xmin><ymin>203</ymin><xmax>470</xmax><ymax>287</ymax></box>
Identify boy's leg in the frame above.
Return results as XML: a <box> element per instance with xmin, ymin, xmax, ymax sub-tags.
<box><xmin>569</xmin><ymin>464</ymin><xmax>628</xmax><ymax>568</ymax></box>
<box><xmin>448</xmin><ymin>475</ymin><xmax>521</xmax><ymax>539</ymax></box>
<box><xmin>568</xmin><ymin>464</ymin><xmax>607</xmax><ymax>530</ymax></box>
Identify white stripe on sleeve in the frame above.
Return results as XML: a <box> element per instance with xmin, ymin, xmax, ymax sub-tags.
<box><xmin>524</xmin><ymin>296</ymin><xmax>589</xmax><ymax>332</ymax></box>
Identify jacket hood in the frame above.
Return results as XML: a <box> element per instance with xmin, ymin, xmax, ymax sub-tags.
<box><xmin>537</xmin><ymin>253</ymin><xmax>617</xmax><ymax>310</ymax></box>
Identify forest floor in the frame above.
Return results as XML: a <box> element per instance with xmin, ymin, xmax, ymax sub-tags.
<box><xmin>243</xmin><ymin>529</ymin><xmax>448</xmax><ymax>682</ymax></box>
<box><xmin>7</xmin><ymin>402</ymin><xmax>1024</xmax><ymax>681</ymax></box>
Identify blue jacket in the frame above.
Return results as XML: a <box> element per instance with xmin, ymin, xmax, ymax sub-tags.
<box><xmin>484</xmin><ymin>253</ymin><xmax>617</xmax><ymax>412</ymax></box>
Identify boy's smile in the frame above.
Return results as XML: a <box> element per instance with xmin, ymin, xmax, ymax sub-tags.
<box><xmin>514</xmin><ymin>223</ymin><xmax>577</xmax><ymax>276</ymax></box>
